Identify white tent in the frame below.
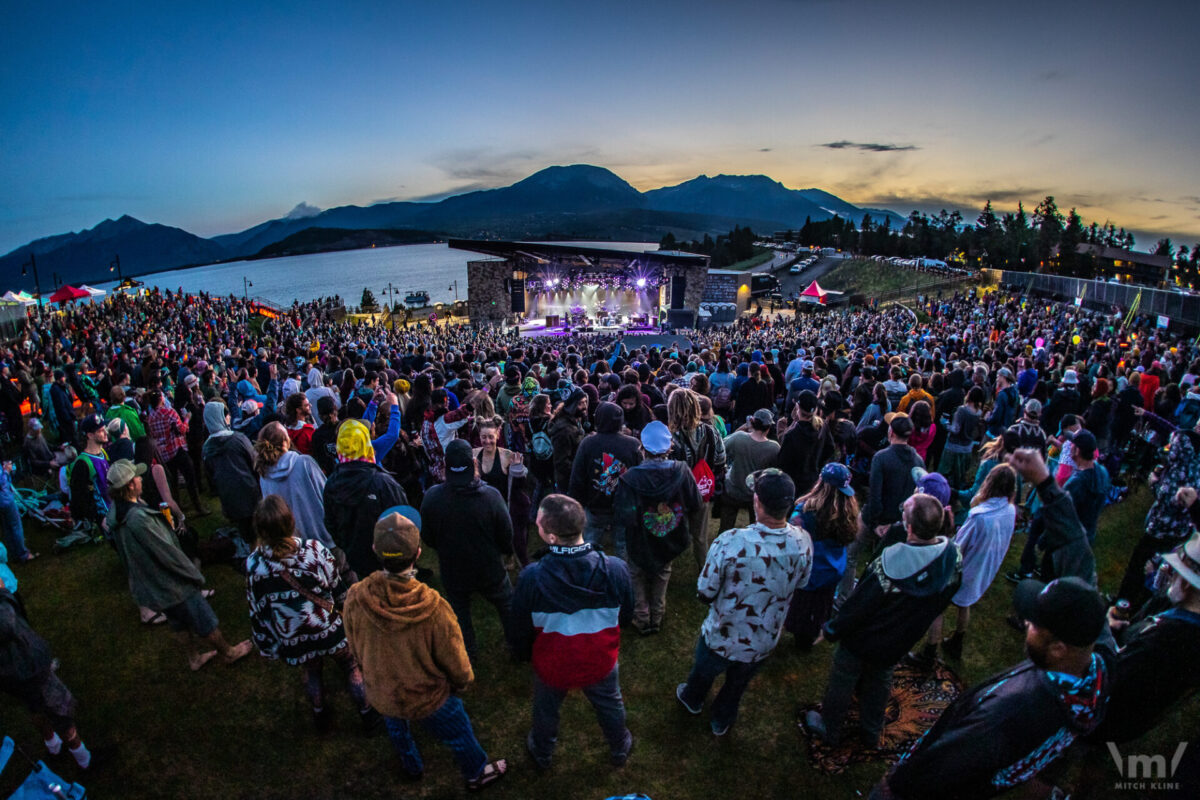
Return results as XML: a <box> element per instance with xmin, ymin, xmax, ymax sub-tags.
<box><xmin>78</xmin><ymin>285</ymin><xmax>107</xmax><ymax>302</ymax></box>
<box><xmin>2</xmin><ymin>290</ymin><xmax>37</xmax><ymax>307</ymax></box>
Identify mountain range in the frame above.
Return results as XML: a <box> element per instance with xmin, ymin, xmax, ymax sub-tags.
<box><xmin>1</xmin><ymin>165</ymin><xmax>907</xmax><ymax>290</ymax></box>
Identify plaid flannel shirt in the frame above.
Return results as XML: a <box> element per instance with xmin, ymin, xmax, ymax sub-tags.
<box><xmin>148</xmin><ymin>405</ymin><xmax>188</xmax><ymax>461</ymax></box>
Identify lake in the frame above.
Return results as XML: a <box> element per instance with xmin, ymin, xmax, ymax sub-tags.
<box><xmin>98</xmin><ymin>241</ymin><xmax>658</xmax><ymax>307</ymax></box>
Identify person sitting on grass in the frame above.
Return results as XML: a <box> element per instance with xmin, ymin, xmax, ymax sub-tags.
<box><xmin>106</xmin><ymin>459</ymin><xmax>253</xmax><ymax>671</ymax></box>
<box><xmin>342</xmin><ymin>511</ymin><xmax>507</xmax><ymax>790</ymax></box>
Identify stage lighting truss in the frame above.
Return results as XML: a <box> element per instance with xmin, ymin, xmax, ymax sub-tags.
<box><xmin>526</xmin><ymin>267</ymin><xmax>663</xmax><ymax>293</ymax></box>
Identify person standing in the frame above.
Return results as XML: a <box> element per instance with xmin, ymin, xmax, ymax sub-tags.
<box><xmin>342</xmin><ymin>511</ymin><xmax>507</xmax><ymax>790</ymax></box>
<box><xmin>254</xmin><ymin>421</ymin><xmax>337</xmax><ymax>550</ymax></box>
<box><xmin>420</xmin><ymin>439</ymin><xmax>514</xmax><ymax>662</ymax></box>
<box><xmin>147</xmin><ymin>390</ymin><xmax>205</xmax><ymax>516</ymax></box>
<box><xmin>106</xmin><ymin>459</ymin><xmax>253</xmax><ymax>671</ymax></box>
<box><xmin>323</xmin><ymin>419</ymin><xmax>409</xmax><ymax>578</ymax></box>
<box><xmin>804</xmin><ymin>493</ymin><xmax>961</xmax><ymax>748</ymax></box>
<box><xmin>613</xmin><ymin>420</ymin><xmax>700</xmax><ymax>634</ymax></box>
<box><xmin>510</xmin><ymin>494</ymin><xmax>635</xmax><ymax>770</ymax></box>
<box><xmin>668</xmin><ymin>389</ymin><xmax>726</xmax><ymax>575</ymax></box>
<box><xmin>244</xmin><ymin>495</ymin><xmax>375</xmax><ymax>733</ymax></box>
<box><xmin>871</xmin><ymin>577</ymin><xmax>1111</xmax><ymax>800</ymax></box>
<box><xmin>548</xmin><ymin>387</ymin><xmax>588</xmax><ymax>492</ymax></box>
<box><xmin>676</xmin><ymin>469</ymin><xmax>812</xmax><ymax>736</ymax></box>
<box><xmin>784</xmin><ymin>463</ymin><xmax>859</xmax><ymax>650</ymax></box>
<box><xmin>718</xmin><ymin>409</ymin><xmax>781</xmax><ymax>531</ymax></box>
<box><xmin>68</xmin><ymin>414</ymin><xmax>111</xmax><ymax>535</ymax></box>
<box><xmin>777</xmin><ymin>390</ymin><xmax>826</xmax><ymax>499</ymax></box>
<box><xmin>200</xmin><ymin>401</ymin><xmax>261</xmax><ymax>542</ymax></box>
<box><xmin>569</xmin><ymin>401</ymin><xmax>642</xmax><ymax>559</ymax></box>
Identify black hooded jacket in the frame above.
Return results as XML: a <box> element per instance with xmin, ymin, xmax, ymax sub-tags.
<box><xmin>322</xmin><ymin>460</ymin><xmax>409</xmax><ymax>578</ymax></box>
<box><xmin>420</xmin><ymin>479</ymin><xmax>513</xmax><ymax>592</ymax></box>
<box><xmin>568</xmin><ymin>402</ymin><xmax>643</xmax><ymax>513</ymax></box>
<box><xmin>614</xmin><ymin>458</ymin><xmax>701</xmax><ymax>572</ymax></box>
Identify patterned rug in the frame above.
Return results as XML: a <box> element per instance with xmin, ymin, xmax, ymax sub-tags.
<box><xmin>796</xmin><ymin>660</ymin><xmax>964</xmax><ymax>775</ymax></box>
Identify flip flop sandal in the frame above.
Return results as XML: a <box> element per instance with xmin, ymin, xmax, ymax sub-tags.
<box><xmin>466</xmin><ymin>759</ymin><xmax>507</xmax><ymax>791</ymax></box>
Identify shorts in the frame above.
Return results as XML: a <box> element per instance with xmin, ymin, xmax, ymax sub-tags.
<box><xmin>162</xmin><ymin>591</ymin><xmax>220</xmax><ymax>637</ymax></box>
<box><xmin>13</xmin><ymin>672</ymin><xmax>77</xmax><ymax>732</ymax></box>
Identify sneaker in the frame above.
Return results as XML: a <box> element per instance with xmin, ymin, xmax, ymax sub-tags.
<box><xmin>525</xmin><ymin>732</ymin><xmax>551</xmax><ymax>771</ymax></box>
<box><xmin>675</xmin><ymin>683</ymin><xmax>702</xmax><ymax>715</ymax></box>
<box><xmin>711</xmin><ymin>720</ymin><xmax>731</xmax><ymax>737</ymax></box>
<box><xmin>801</xmin><ymin>710</ymin><xmax>839</xmax><ymax>746</ymax></box>
<box><xmin>901</xmin><ymin>644</ymin><xmax>937</xmax><ymax>671</ymax></box>
<box><xmin>77</xmin><ymin>743</ymin><xmax>117</xmax><ymax>771</ymax></box>
<box><xmin>1005</xmin><ymin>569</ymin><xmax>1035</xmax><ymax>584</ymax></box>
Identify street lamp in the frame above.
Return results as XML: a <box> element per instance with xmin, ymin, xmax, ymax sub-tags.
<box><xmin>20</xmin><ymin>252</ymin><xmax>42</xmax><ymax>299</ymax></box>
<box><xmin>243</xmin><ymin>276</ymin><xmax>253</xmax><ymax>298</ymax></box>
<box><xmin>110</xmin><ymin>254</ymin><xmax>123</xmax><ymax>282</ymax></box>
<box><xmin>448</xmin><ymin>280</ymin><xmax>459</xmax><ymax>303</ymax></box>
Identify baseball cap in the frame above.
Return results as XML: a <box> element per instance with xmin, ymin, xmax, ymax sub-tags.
<box><xmin>1072</xmin><ymin>429</ymin><xmax>1098</xmax><ymax>460</ymax></box>
<box><xmin>748</xmin><ymin>468</ymin><xmax>796</xmax><ymax>516</ymax></box>
<box><xmin>820</xmin><ymin>462</ymin><xmax>855</xmax><ymax>497</ymax></box>
<box><xmin>240</xmin><ymin>399</ymin><xmax>261</xmax><ymax>416</ymax></box>
<box><xmin>886</xmin><ymin>411</ymin><xmax>914</xmax><ymax>438</ymax></box>
<box><xmin>107</xmin><ymin>459</ymin><xmax>147</xmax><ymax>490</ymax></box>
<box><xmin>1012</xmin><ymin>577</ymin><xmax>1106</xmax><ymax>647</ymax></box>
<box><xmin>336</xmin><ymin>418</ymin><xmax>375</xmax><ymax>461</ymax></box>
<box><xmin>748</xmin><ymin>408</ymin><xmax>775</xmax><ymax>429</ymax></box>
<box><xmin>1163</xmin><ymin>532</ymin><xmax>1200</xmax><ymax>591</ymax></box>
<box><xmin>997</xmin><ymin>367</ymin><xmax>1015</xmax><ymax>381</ymax></box>
<box><xmin>1062</xmin><ymin>369</ymin><xmax>1079</xmax><ymax>385</ymax></box>
<box><xmin>795</xmin><ymin>390</ymin><xmax>818</xmax><ymax>413</ymax></box>
<box><xmin>105</xmin><ymin>418</ymin><xmax>128</xmax><ymax>438</ymax></box>
<box><xmin>28</xmin><ymin>418</ymin><xmax>42</xmax><ymax>432</ymax></box>
<box><xmin>911</xmin><ymin>467</ymin><xmax>951</xmax><ymax>506</ymax></box>
<box><xmin>445</xmin><ymin>439</ymin><xmax>475</xmax><ymax>485</ymax></box>
<box><xmin>641</xmin><ymin>420</ymin><xmax>673</xmax><ymax>455</ymax></box>
<box><xmin>1024</xmin><ymin>398</ymin><xmax>1042</xmax><ymax>417</ymax></box>
<box><xmin>373</xmin><ymin>511</ymin><xmax>421</xmax><ymax>562</ymax></box>
<box><xmin>79</xmin><ymin>414</ymin><xmax>105</xmax><ymax>435</ymax></box>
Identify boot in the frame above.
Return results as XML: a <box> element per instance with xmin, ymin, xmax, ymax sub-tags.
<box><xmin>902</xmin><ymin>642</ymin><xmax>937</xmax><ymax>671</ymax></box>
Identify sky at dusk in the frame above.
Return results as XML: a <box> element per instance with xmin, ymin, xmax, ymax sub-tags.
<box><xmin>3</xmin><ymin>0</ymin><xmax>1199</xmax><ymax>254</ymax></box>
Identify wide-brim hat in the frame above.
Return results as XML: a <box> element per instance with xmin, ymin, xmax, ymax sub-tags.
<box><xmin>1164</xmin><ymin>533</ymin><xmax>1200</xmax><ymax>591</ymax></box>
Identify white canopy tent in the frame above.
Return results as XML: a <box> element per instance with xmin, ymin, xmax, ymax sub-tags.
<box><xmin>78</xmin><ymin>285</ymin><xmax>108</xmax><ymax>303</ymax></box>
<box><xmin>2</xmin><ymin>290</ymin><xmax>37</xmax><ymax>307</ymax></box>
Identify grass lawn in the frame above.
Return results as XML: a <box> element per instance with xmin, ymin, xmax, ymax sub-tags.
<box><xmin>1</xmin><ymin>479</ymin><xmax>1193</xmax><ymax>799</ymax></box>
<box><xmin>821</xmin><ymin>259</ymin><xmax>974</xmax><ymax>300</ymax></box>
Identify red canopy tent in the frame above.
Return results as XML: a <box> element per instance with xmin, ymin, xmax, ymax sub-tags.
<box><xmin>48</xmin><ymin>285</ymin><xmax>90</xmax><ymax>304</ymax></box>
<box><xmin>800</xmin><ymin>280</ymin><xmax>830</xmax><ymax>305</ymax></box>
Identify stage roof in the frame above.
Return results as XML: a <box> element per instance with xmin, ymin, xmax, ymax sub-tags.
<box><xmin>449</xmin><ymin>239</ymin><xmax>709</xmax><ymax>267</ymax></box>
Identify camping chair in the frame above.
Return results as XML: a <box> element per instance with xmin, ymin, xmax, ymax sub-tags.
<box><xmin>0</xmin><ymin>736</ymin><xmax>86</xmax><ymax>799</ymax></box>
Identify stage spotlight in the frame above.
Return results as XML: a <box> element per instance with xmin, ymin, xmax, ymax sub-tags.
<box><xmin>636</xmin><ymin>278</ymin><xmax>647</xmax><ymax>288</ymax></box>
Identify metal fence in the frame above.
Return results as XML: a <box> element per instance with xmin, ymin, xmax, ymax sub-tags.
<box><xmin>983</xmin><ymin>270</ymin><xmax>1200</xmax><ymax>331</ymax></box>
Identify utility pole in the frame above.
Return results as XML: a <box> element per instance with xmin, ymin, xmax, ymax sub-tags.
<box><xmin>244</xmin><ymin>276</ymin><xmax>253</xmax><ymax>299</ymax></box>
<box><xmin>382</xmin><ymin>282</ymin><xmax>398</xmax><ymax>327</ymax></box>
<box><xmin>449</xmin><ymin>280</ymin><xmax>459</xmax><ymax>302</ymax></box>
<box><xmin>21</xmin><ymin>252</ymin><xmax>42</xmax><ymax>301</ymax></box>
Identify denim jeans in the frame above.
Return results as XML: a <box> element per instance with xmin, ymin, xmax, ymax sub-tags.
<box><xmin>384</xmin><ymin>695</ymin><xmax>488</xmax><ymax>780</ymax></box>
<box><xmin>678</xmin><ymin>636</ymin><xmax>765</xmax><ymax>732</ymax></box>
<box><xmin>445</xmin><ymin>575</ymin><xmax>513</xmax><ymax>661</ymax></box>
<box><xmin>584</xmin><ymin>509</ymin><xmax>626</xmax><ymax>561</ymax></box>
<box><xmin>0</xmin><ymin>499</ymin><xmax>29</xmax><ymax>561</ymax></box>
<box><xmin>820</xmin><ymin>644</ymin><xmax>894</xmax><ymax>740</ymax></box>
<box><xmin>529</xmin><ymin>664</ymin><xmax>630</xmax><ymax>767</ymax></box>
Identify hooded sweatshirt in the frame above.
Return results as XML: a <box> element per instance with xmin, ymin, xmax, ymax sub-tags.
<box><xmin>614</xmin><ymin>458</ymin><xmax>700</xmax><ymax>573</ymax></box>
<box><xmin>886</xmin><ymin>651</ymin><xmax>1111</xmax><ymax>799</ymax></box>
<box><xmin>1032</xmin><ymin>476</ymin><xmax>1097</xmax><ymax>585</ymax></box>
<box><xmin>823</xmin><ymin>536</ymin><xmax>962</xmax><ymax>665</ymax></box>
<box><xmin>342</xmin><ymin>571</ymin><xmax>473</xmax><ymax>720</ymax></box>
<box><xmin>322</xmin><ymin>460</ymin><xmax>409</xmax><ymax>578</ymax></box>
<box><xmin>259</xmin><ymin>450</ymin><xmax>335</xmax><ymax>548</ymax></box>
<box><xmin>568</xmin><ymin>402</ymin><xmax>643</xmax><ymax>513</ymax></box>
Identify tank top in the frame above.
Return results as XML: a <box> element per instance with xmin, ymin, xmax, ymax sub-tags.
<box><xmin>477</xmin><ymin>450</ymin><xmax>507</xmax><ymax>498</ymax></box>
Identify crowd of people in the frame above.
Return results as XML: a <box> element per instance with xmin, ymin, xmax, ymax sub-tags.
<box><xmin>1</xmin><ymin>284</ymin><xmax>1199</xmax><ymax>796</ymax></box>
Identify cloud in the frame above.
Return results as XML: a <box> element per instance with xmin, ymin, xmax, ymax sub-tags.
<box><xmin>759</xmin><ymin>148</ymin><xmax>772</xmax><ymax>152</ymax></box>
<box><xmin>820</xmin><ymin>140</ymin><xmax>919</xmax><ymax>153</ymax></box>
<box><xmin>417</xmin><ymin>144</ymin><xmax>609</xmax><ymax>200</ymax></box>
<box><xmin>284</xmin><ymin>202</ymin><xmax>321</xmax><ymax>220</ymax></box>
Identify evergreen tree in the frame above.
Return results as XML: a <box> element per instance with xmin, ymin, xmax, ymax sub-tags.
<box><xmin>659</xmin><ymin>232</ymin><xmax>677</xmax><ymax>250</ymax></box>
<box><xmin>360</xmin><ymin>287</ymin><xmax>379</xmax><ymax>312</ymax></box>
